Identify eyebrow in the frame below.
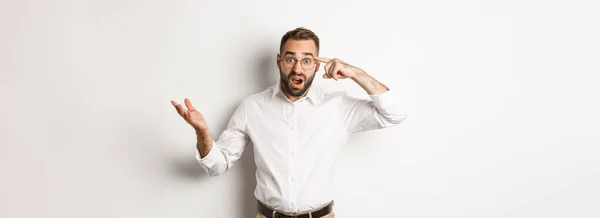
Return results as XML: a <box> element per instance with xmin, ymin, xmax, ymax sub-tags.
<box><xmin>283</xmin><ymin>51</ymin><xmax>315</xmax><ymax>57</ymax></box>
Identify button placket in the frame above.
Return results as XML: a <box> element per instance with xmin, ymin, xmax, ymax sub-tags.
<box><xmin>287</xmin><ymin>103</ymin><xmax>296</xmax><ymax>212</ymax></box>
<box><xmin>290</xmin><ymin>104</ymin><xmax>296</xmax><ymax>130</ymax></box>
<box><xmin>288</xmin><ymin>159</ymin><xmax>296</xmax><ymax>211</ymax></box>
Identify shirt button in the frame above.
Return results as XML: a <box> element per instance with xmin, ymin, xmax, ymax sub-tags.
<box><xmin>290</xmin><ymin>177</ymin><xmax>295</xmax><ymax>182</ymax></box>
<box><xmin>290</xmin><ymin>150</ymin><xmax>296</xmax><ymax>155</ymax></box>
<box><xmin>290</xmin><ymin>202</ymin><xmax>295</xmax><ymax>207</ymax></box>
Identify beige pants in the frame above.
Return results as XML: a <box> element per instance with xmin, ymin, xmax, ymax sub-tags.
<box><xmin>255</xmin><ymin>201</ymin><xmax>335</xmax><ymax>218</ymax></box>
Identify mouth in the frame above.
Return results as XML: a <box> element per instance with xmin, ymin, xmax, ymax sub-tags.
<box><xmin>289</xmin><ymin>76</ymin><xmax>304</xmax><ymax>89</ymax></box>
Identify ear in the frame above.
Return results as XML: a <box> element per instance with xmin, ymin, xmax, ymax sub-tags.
<box><xmin>276</xmin><ymin>53</ymin><xmax>281</xmax><ymax>69</ymax></box>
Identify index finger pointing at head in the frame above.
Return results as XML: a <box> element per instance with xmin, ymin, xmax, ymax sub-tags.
<box><xmin>314</xmin><ymin>56</ymin><xmax>331</xmax><ymax>63</ymax></box>
<box><xmin>184</xmin><ymin>98</ymin><xmax>196</xmax><ymax>112</ymax></box>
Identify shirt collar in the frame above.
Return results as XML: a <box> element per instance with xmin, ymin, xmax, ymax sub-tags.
<box><xmin>270</xmin><ymin>80</ymin><xmax>321</xmax><ymax>104</ymax></box>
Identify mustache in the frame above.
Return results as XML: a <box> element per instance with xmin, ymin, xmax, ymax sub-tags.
<box><xmin>288</xmin><ymin>71</ymin><xmax>306</xmax><ymax>80</ymax></box>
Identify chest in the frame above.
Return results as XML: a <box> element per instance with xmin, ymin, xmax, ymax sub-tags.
<box><xmin>246</xmin><ymin>100</ymin><xmax>344</xmax><ymax>145</ymax></box>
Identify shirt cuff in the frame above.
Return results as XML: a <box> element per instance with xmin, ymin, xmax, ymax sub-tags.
<box><xmin>369</xmin><ymin>89</ymin><xmax>400</xmax><ymax>109</ymax></box>
<box><xmin>195</xmin><ymin>141</ymin><xmax>220</xmax><ymax>168</ymax></box>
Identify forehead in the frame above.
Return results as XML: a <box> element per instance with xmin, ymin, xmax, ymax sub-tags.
<box><xmin>281</xmin><ymin>39</ymin><xmax>318</xmax><ymax>56</ymax></box>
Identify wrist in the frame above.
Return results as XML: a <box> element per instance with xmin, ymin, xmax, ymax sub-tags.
<box><xmin>351</xmin><ymin>69</ymin><xmax>366</xmax><ymax>81</ymax></box>
<box><xmin>195</xmin><ymin>128</ymin><xmax>209</xmax><ymax>136</ymax></box>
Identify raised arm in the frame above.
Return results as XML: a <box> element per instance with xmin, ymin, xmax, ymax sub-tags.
<box><xmin>316</xmin><ymin>57</ymin><xmax>408</xmax><ymax>133</ymax></box>
<box><xmin>171</xmin><ymin>98</ymin><xmax>250</xmax><ymax>176</ymax></box>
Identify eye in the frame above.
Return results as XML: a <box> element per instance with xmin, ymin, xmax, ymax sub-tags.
<box><xmin>285</xmin><ymin>58</ymin><xmax>295</xmax><ymax>63</ymax></box>
<box><xmin>302</xmin><ymin>59</ymin><xmax>313</xmax><ymax>64</ymax></box>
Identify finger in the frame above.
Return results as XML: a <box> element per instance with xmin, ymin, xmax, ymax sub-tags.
<box><xmin>178</xmin><ymin>104</ymin><xmax>188</xmax><ymax>116</ymax></box>
<box><xmin>182</xmin><ymin>110</ymin><xmax>189</xmax><ymax>120</ymax></box>
<box><xmin>327</xmin><ymin>61</ymin><xmax>338</xmax><ymax>80</ymax></box>
<box><xmin>184</xmin><ymin>98</ymin><xmax>196</xmax><ymax>112</ymax></box>
<box><xmin>314</xmin><ymin>56</ymin><xmax>331</xmax><ymax>63</ymax></box>
<box><xmin>324</xmin><ymin>60</ymin><xmax>334</xmax><ymax>78</ymax></box>
<box><xmin>171</xmin><ymin>101</ymin><xmax>183</xmax><ymax>115</ymax></box>
<box><xmin>322</xmin><ymin>73</ymin><xmax>331</xmax><ymax>79</ymax></box>
<box><xmin>333</xmin><ymin>62</ymin><xmax>343</xmax><ymax>81</ymax></box>
<box><xmin>327</xmin><ymin>62</ymin><xmax>336</xmax><ymax>80</ymax></box>
<box><xmin>332</xmin><ymin>63</ymin><xmax>343</xmax><ymax>81</ymax></box>
<box><xmin>171</xmin><ymin>100</ymin><xmax>180</xmax><ymax>111</ymax></box>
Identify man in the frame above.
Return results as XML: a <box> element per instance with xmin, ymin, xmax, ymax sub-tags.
<box><xmin>171</xmin><ymin>27</ymin><xmax>408</xmax><ymax>218</ymax></box>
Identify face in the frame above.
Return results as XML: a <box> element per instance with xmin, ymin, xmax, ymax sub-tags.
<box><xmin>277</xmin><ymin>39</ymin><xmax>320</xmax><ymax>97</ymax></box>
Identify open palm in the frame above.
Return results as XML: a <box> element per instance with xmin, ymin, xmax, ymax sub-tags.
<box><xmin>171</xmin><ymin>98</ymin><xmax>208</xmax><ymax>132</ymax></box>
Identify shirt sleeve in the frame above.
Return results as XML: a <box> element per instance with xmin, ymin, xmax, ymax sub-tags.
<box><xmin>195</xmin><ymin>99</ymin><xmax>251</xmax><ymax>176</ymax></box>
<box><xmin>340</xmin><ymin>89</ymin><xmax>408</xmax><ymax>133</ymax></box>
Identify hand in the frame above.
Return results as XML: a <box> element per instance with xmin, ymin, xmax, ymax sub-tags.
<box><xmin>315</xmin><ymin>57</ymin><xmax>363</xmax><ymax>81</ymax></box>
<box><xmin>171</xmin><ymin>98</ymin><xmax>208</xmax><ymax>132</ymax></box>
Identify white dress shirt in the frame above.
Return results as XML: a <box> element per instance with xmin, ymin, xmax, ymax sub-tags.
<box><xmin>196</xmin><ymin>81</ymin><xmax>408</xmax><ymax>213</ymax></box>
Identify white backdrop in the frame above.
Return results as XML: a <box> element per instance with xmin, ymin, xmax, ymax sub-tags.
<box><xmin>1</xmin><ymin>0</ymin><xmax>599</xmax><ymax>217</ymax></box>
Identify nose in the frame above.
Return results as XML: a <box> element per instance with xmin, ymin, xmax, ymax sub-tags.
<box><xmin>293</xmin><ymin>60</ymin><xmax>303</xmax><ymax>72</ymax></box>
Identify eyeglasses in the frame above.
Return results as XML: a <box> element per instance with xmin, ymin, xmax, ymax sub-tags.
<box><xmin>279</xmin><ymin>56</ymin><xmax>317</xmax><ymax>70</ymax></box>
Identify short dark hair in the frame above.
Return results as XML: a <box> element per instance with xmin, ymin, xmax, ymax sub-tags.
<box><xmin>280</xmin><ymin>27</ymin><xmax>320</xmax><ymax>54</ymax></box>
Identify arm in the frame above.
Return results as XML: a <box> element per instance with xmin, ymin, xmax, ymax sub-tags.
<box><xmin>171</xmin><ymin>98</ymin><xmax>250</xmax><ymax>176</ymax></box>
<box><xmin>351</xmin><ymin>69</ymin><xmax>389</xmax><ymax>95</ymax></box>
<box><xmin>195</xmin><ymin>130</ymin><xmax>213</xmax><ymax>158</ymax></box>
<box><xmin>316</xmin><ymin>57</ymin><xmax>408</xmax><ymax>133</ymax></box>
<box><xmin>194</xmin><ymin>99</ymin><xmax>250</xmax><ymax>176</ymax></box>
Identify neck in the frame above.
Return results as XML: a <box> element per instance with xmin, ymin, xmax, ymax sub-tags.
<box><xmin>280</xmin><ymin>83</ymin><xmax>309</xmax><ymax>102</ymax></box>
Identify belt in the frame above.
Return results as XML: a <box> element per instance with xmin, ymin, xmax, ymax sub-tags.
<box><xmin>257</xmin><ymin>201</ymin><xmax>333</xmax><ymax>218</ymax></box>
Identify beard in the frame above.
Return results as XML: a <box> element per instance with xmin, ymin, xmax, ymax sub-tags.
<box><xmin>279</xmin><ymin>69</ymin><xmax>316</xmax><ymax>97</ymax></box>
